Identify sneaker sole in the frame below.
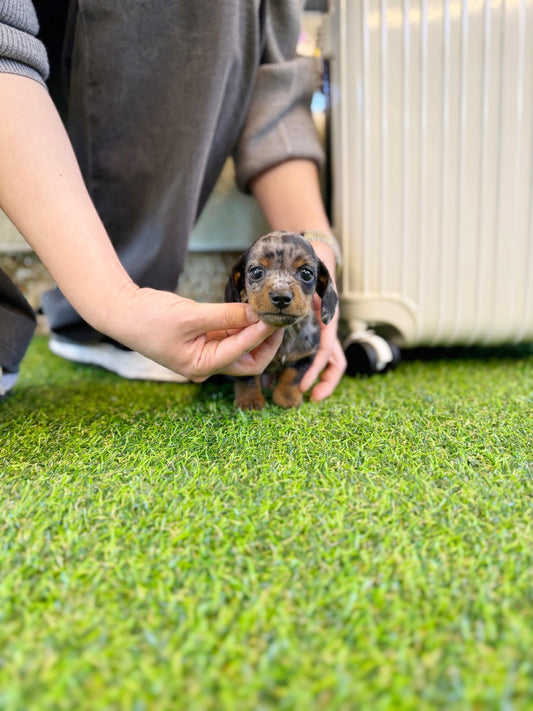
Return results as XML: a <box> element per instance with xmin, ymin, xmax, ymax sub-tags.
<box><xmin>0</xmin><ymin>368</ymin><xmax>19</xmax><ymax>397</ymax></box>
<box><xmin>49</xmin><ymin>337</ymin><xmax>189</xmax><ymax>383</ymax></box>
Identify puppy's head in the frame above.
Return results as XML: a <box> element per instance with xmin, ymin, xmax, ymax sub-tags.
<box><xmin>225</xmin><ymin>231</ymin><xmax>338</xmax><ymax>327</ymax></box>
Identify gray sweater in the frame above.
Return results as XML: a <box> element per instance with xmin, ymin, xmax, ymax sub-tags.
<box><xmin>0</xmin><ymin>0</ymin><xmax>49</xmax><ymax>86</ymax></box>
<box><xmin>0</xmin><ymin>0</ymin><xmax>323</xmax><ymax>192</ymax></box>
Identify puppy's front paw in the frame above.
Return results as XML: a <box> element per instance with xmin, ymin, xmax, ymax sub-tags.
<box><xmin>234</xmin><ymin>376</ymin><xmax>266</xmax><ymax>411</ymax></box>
<box><xmin>236</xmin><ymin>394</ymin><xmax>267</xmax><ymax>410</ymax></box>
<box><xmin>272</xmin><ymin>367</ymin><xmax>304</xmax><ymax>408</ymax></box>
<box><xmin>272</xmin><ymin>384</ymin><xmax>303</xmax><ymax>409</ymax></box>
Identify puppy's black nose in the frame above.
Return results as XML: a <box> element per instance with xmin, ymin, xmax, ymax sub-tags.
<box><xmin>270</xmin><ymin>291</ymin><xmax>293</xmax><ymax>309</ymax></box>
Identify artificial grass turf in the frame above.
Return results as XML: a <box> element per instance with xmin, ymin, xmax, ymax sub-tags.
<box><xmin>1</xmin><ymin>337</ymin><xmax>532</xmax><ymax>709</ymax></box>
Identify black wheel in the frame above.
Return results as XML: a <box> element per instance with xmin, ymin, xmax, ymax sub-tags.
<box><xmin>345</xmin><ymin>340</ymin><xmax>379</xmax><ymax>376</ymax></box>
<box><xmin>383</xmin><ymin>340</ymin><xmax>402</xmax><ymax>372</ymax></box>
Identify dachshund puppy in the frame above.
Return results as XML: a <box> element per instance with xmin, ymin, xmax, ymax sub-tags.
<box><xmin>224</xmin><ymin>230</ymin><xmax>338</xmax><ymax>409</ymax></box>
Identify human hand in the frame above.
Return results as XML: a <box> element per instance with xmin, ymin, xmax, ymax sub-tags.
<box><xmin>298</xmin><ymin>241</ymin><xmax>347</xmax><ymax>401</ymax></box>
<box><xmin>104</xmin><ymin>284</ymin><xmax>283</xmax><ymax>382</ymax></box>
<box><xmin>298</xmin><ymin>295</ymin><xmax>346</xmax><ymax>402</ymax></box>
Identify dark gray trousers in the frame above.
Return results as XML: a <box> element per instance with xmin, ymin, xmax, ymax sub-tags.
<box><xmin>2</xmin><ymin>0</ymin><xmax>259</xmax><ymax>356</ymax></box>
<box><xmin>40</xmin><ymin>0</ymin><xmax>269</xmax><ymax>342</ymax></box>
<box><xmin>0</xmin><ymin>269</ymin><xmax>36</xmax><ymax>374</ymax></box>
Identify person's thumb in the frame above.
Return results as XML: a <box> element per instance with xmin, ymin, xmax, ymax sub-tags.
<box><xmin>191</xmin><ymin>302</ymin><xmax>259</xmax><ymax>333</ymax></box>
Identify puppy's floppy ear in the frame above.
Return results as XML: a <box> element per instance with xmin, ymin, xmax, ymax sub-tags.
<box><xmin>316</xmin><ymin>260</ymin><xmax>338</xmax><ymax>325</ymax></box>
<box><xmin>224</xmin><ymin>251</ymin><xmax>248</xmax><ymax>303</ymax></box>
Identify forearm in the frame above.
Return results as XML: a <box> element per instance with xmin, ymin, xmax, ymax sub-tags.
<box><xmin>250</xmin><ymin>159</ymin><xmax>329</xmax><ymax>231</ymax></box>
<box><xmin>249</xmin><ymin>158</ymin><xmax>336</xmax><ymax>274</ymax></box>
<box><xmin>0</xmin><ymin>74</ymin><xmax>134</xmax><ymax>334</ymax></box>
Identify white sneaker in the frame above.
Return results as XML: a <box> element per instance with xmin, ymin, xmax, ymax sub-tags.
<box><xmin>0</xmin><ymin>366</ymin><xmax>19</xmax><ymax>397</ymax></box>
<box><xmin>49</xmin><ymin>336</ymin><xmax>189</xmax><ymax>382</ymax></box>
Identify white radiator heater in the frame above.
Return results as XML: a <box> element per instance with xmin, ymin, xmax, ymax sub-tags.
<box><xmin>324</xmin><ymin>0</ymin><xmax>533</xmax><ymax>372</ymax></box>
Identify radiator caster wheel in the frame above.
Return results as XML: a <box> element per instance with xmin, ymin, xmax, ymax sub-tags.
<box><xmin>383</xmin><ymin>341</ymin><xmax>402</xmax><ymax>372</ymax></box>
<box><xmin>344</xmin><ymin>333</ymin><xmax>401</xmax><ymax>376</ymax></box>
<box><xmin>345</xmin><ymin>340</ymin><xmax>379</xmax><ymax>376</ymax></box>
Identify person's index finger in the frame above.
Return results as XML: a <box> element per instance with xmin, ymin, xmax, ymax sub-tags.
<box><xmin>216</xmin><ymin>319</ymin><xmax>280</xmax><ymax>359</ymax></box>
<box><xmin>308</xmin><ymin>365</ymin><xmax>338</xmax><ymax>402</ymax></box>
<box><xmin>220</xmin><ymin>328</ymin><xmax>285</xmax><ymax>377</ymax></box>
<box><xmin>299</xmin><ymin>348</ymin><xmax>328</xmax><ymax>392</ymax></box>
<box><xmin>196</xmin><ymin>322</ymin><xmax>282</xmax><ymax>377</ymax></box>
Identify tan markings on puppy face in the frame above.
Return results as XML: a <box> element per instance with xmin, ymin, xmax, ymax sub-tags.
<box><xmin>245</xmin><ymin>233</ymin><xmax>319</xmax><ymax>327</ymax></box>
<box><xmin>293</xmin><ymin>257</ymin><xmax>310</xmax><ymax>269</ymax></box>
<box><xmin>232</xmin><ymin>271</ymin><xmax>242</xmax><ymax>290</ymax></box>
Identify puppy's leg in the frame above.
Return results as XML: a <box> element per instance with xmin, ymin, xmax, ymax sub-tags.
<box><xmin>272</xmin><ymin>357</ymin><xmax>313</xmax><ymax>409</ymax></box>
<box><xmin>234</xmin><ymin>375</ymin><xmax>266</xmax><ymax>411</ymax></box>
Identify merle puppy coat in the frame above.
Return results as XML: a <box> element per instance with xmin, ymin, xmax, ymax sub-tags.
<box><xmin>224</xmin><ymin>231</ymin><xmax>338</xmax><ymax>409</ymax></box>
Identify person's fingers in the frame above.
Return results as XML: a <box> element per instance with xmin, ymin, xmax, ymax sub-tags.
<box><xmin>300</xmin><ymin>338</ymin><xmax>346</xmax><ymax>400</ymax></box>
<box><xmin>185</xmin><ymin>301</ymin><xmax>259</xmax><ymax>334</ymax></box>
<box><xmin>308</xmin><ymin>358</ymin><xmax>344</xmax><ymax>401</ymax></box>
<box><xmin>204</xmin><ymin>328</ymin><xmax>242</xmax><ymax>340</ymax></box>
<box><xmin>299</xmin><ymin>315</ymin><xmax>340</xmax><ymax>392</ymax></box>
<box><xmin>218</xmin><ymin>319</ymin><xmax>280</xmax><ymax>359</ymax></box>
<box><xmin>221</xmin><ymin>329</ymin><xmax>285</xmax><ymax>377</ymax></box>
<box><xmin>299</xmin><ymin>346</ymin><xmax>329</xmax><ymax>393</ymax></box>
<box><xmin>194</xmin><ymin>322</ymin><xmax>283</xmax><ymax>378</ymax></box>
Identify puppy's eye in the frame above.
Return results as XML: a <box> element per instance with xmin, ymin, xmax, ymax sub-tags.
<box><xmin>249</xmin><ymin>266</ymin><xmax>264</xmax><ymax>281</ymax></box>
<box><xmin>299</xmin><ymin>267</ymin><xmax>315</xmax><ymax>283</ymax></box>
